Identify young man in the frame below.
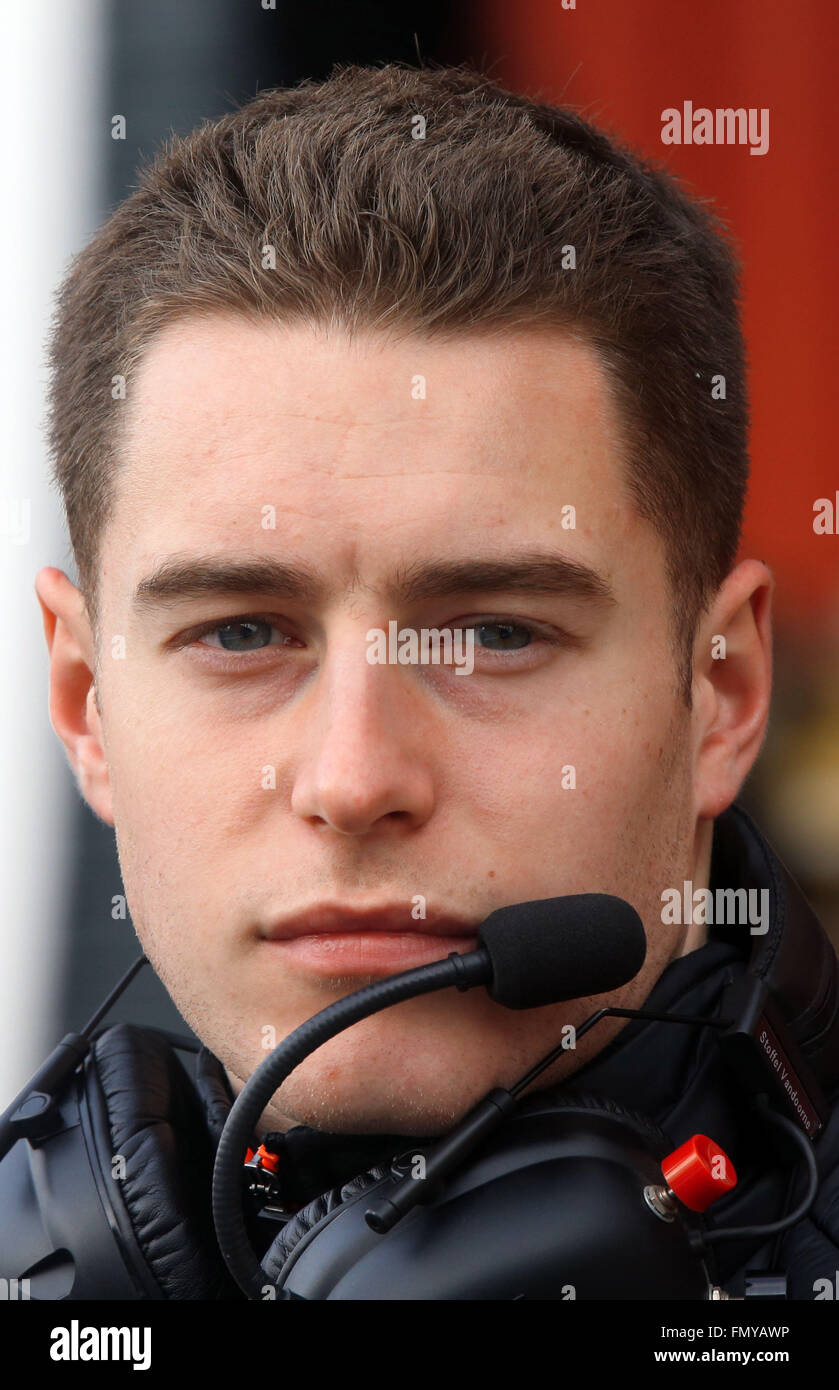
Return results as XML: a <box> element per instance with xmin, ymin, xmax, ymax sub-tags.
<box><xmin>14</xmin><ymin>63</ymin><xmax>839</xmax><ymax>1299</ymax></box>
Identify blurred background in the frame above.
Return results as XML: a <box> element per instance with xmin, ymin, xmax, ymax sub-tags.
<box><xmin>2</xmin><ymin>0</ymin><xmax>837</xmax><ymax>1099</ymax></box>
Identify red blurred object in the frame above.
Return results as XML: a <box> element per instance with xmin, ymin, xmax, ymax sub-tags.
<box><xmin>477</xmin><ymin>1</ymin><xmax>839</xmax><ymax>635</ymax></box>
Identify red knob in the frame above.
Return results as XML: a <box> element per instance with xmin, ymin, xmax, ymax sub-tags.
<box><xmin>255</xmin><ymin>1143</ymin><xmax>281</xmax><ymax>1174</ymax></box>
<box><xmin>661</xmin><ymin>1134</ymin><xmax>737</xmax><ymax>1211</ymax></box>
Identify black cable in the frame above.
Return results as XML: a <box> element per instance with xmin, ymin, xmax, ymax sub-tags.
<box><xmin>81</xmin><ymin>954</ymin><xmax>148</xmax><ymax>1037</ymax></box>
<box><xmin>702</xmin><ymin>1096</ymin><xmax>819</xmax><ymax>1244</ymax></box>
<box><xmin>766</xmin><ymin>1163</ymin><xmax>801</xmax><ymax>1270</ymax></box>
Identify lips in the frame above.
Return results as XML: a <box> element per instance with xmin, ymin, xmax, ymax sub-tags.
<box><xmin>259</xmin><ymin>902</ymin><xmax>479</xmax><ymax>942</ymax></box>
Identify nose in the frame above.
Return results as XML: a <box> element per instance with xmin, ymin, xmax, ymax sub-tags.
<box><xmin>290</xmin><ymin>636</ymin><xmax>436</xmax><ymax>836</ymax></box>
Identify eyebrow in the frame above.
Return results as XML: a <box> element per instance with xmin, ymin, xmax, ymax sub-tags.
<box><xmin>132</xmin><ymin>551</ymin><xmax>616</xmax><ymax>611</ymax></box>
<box><xmin>393</xmin><ymin>555</ymin><xmax>616</xmax><ymax>606</ymax></box>
<box><xmin>133</xmin><ymin>557</ymin><xmax>324</xmax><ymax>609</ymax></box>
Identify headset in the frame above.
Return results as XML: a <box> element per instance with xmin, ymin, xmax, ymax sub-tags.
<box><xmin>2</xmin><ymin>818</ymin><xmax>838</xmax><ymax>1300</ymax></box>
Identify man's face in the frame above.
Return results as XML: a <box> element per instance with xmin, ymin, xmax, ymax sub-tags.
<box><xmin>79</xmin><ymin>316</ymin><xmax>703</xmax><ymax>1135</ymax></box>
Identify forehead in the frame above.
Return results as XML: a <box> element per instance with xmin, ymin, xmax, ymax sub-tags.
<box><xmin>108</xmin><ymin>314</ymin><xmax>645</xmax><ymax>588</ymax></box>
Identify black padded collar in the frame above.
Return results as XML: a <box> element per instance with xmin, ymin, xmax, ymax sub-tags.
<box><xmin>708</xmin><ymin>804</ymin><xmax>839</xmax><ymax>1088</ymax></box>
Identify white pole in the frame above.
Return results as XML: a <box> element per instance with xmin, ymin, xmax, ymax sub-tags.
<box><xmin>0</xmin><ymin>0</ymin><xmax>105</xmax><ymax>1099</ymax></box>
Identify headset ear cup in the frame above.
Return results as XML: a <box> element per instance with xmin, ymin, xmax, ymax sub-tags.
<box><xmin>87</xmin><ymin>1023</ymin><xmax>242</xmax><ymax>1299</ymax></box>
<box><xmin>513</xmin><ymin>1085</ymin><xmax>674</xmax><ymax>1156</ymax></box>
<box><xmin>261</xmin><ymin>1089</ymin><xmax>673</xmax><ymax>1289</ymax></box>
<box><xmin>261</xmin><ymin>1162</ymin><xmax>393</xmax><ymax>1284</ymax></box>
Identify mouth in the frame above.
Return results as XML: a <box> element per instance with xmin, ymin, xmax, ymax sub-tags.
<box><xmin>258</xmin><ymin>903</ymin><xmax>481</xmax><ymax>975</ymax></box>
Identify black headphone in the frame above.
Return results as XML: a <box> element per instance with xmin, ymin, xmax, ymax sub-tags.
<box><xmin>2</xmin><ymin>809</ymin><xmax>837</xmax><ymax>1301</ymax></box>
<box><xmin>0</xmin><ymin>1014</ymin><xmax>717</xmax><ymax>1301</ymax></box>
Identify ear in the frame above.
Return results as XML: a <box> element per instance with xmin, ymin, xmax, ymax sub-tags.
<box><xmin>34</xmin><ymin>566</ymin><xmax>114</xmax><ymax>826</ymax></box>
<box><xmin>691</xmin><ymin>558</ymin><xmax>774</xmax><ymax>821</ymax></box>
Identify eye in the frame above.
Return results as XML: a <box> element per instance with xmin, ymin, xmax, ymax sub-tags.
<box><xmin>187</xmin><ymin>616</ymin><xmax>301</xmax><ymax>653</ymax></box>
<box><xmin>471</xmin><ymin>621</ymin><xmax>534</xmax><ymax>651</ymax></box>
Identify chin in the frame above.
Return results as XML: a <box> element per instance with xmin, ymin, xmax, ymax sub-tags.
<box><xmin>266</xmin><ymin>1068</ymin><xmax>479</xmax><ymax>1138</ymax></box>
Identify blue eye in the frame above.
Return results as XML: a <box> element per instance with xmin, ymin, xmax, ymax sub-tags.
<box><xmin>473</xmin><ymin>622</ymin><xmax>532</xmax><ymax>651</ymax></box>
<box><xmin>204</xmin><ymin>618</ymin><xmax>276</xmax><ymax>651</ymax></box>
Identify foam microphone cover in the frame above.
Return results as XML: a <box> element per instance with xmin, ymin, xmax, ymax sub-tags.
<box><xmin>477</xmin><ymin>893</ymin><xmax>647</xmax><ymax>1008</ymax></box>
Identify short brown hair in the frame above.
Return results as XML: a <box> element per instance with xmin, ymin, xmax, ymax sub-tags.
<box><xmin>47</xmin><ymin>61</ymin><xmax>749</xmax><ymax>701</ymax></box>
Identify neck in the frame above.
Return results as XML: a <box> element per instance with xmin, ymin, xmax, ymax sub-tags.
<box><xmin>678</xmin><ymin>815</ymin><xmax>715</xmax><ymax>957</ymax></box>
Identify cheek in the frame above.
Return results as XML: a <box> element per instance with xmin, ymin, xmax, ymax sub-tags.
<box><xmin>103</xmin><ymin>713</ymin><xmax>217</xmax><ymax>940</ymax></box>
<box><xmin>478</xmin><ymin>692</ymin><xmax>690</xmax><ymax>880</ymax></box>
<box><xmin>102</xmin><ymin>664</ymin><xmax>252</xmax><ymax>832</ymax></box>
<box><xmin>483</xmin><ymin>694</ymin><xmax>681</xmax><ymax>815</ymax></box>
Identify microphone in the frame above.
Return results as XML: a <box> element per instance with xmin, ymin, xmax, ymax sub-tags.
<box><xmin>478</xmin><ymin>892</ymin><xmax>647</xmax><ymax>1008</ymax></box>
